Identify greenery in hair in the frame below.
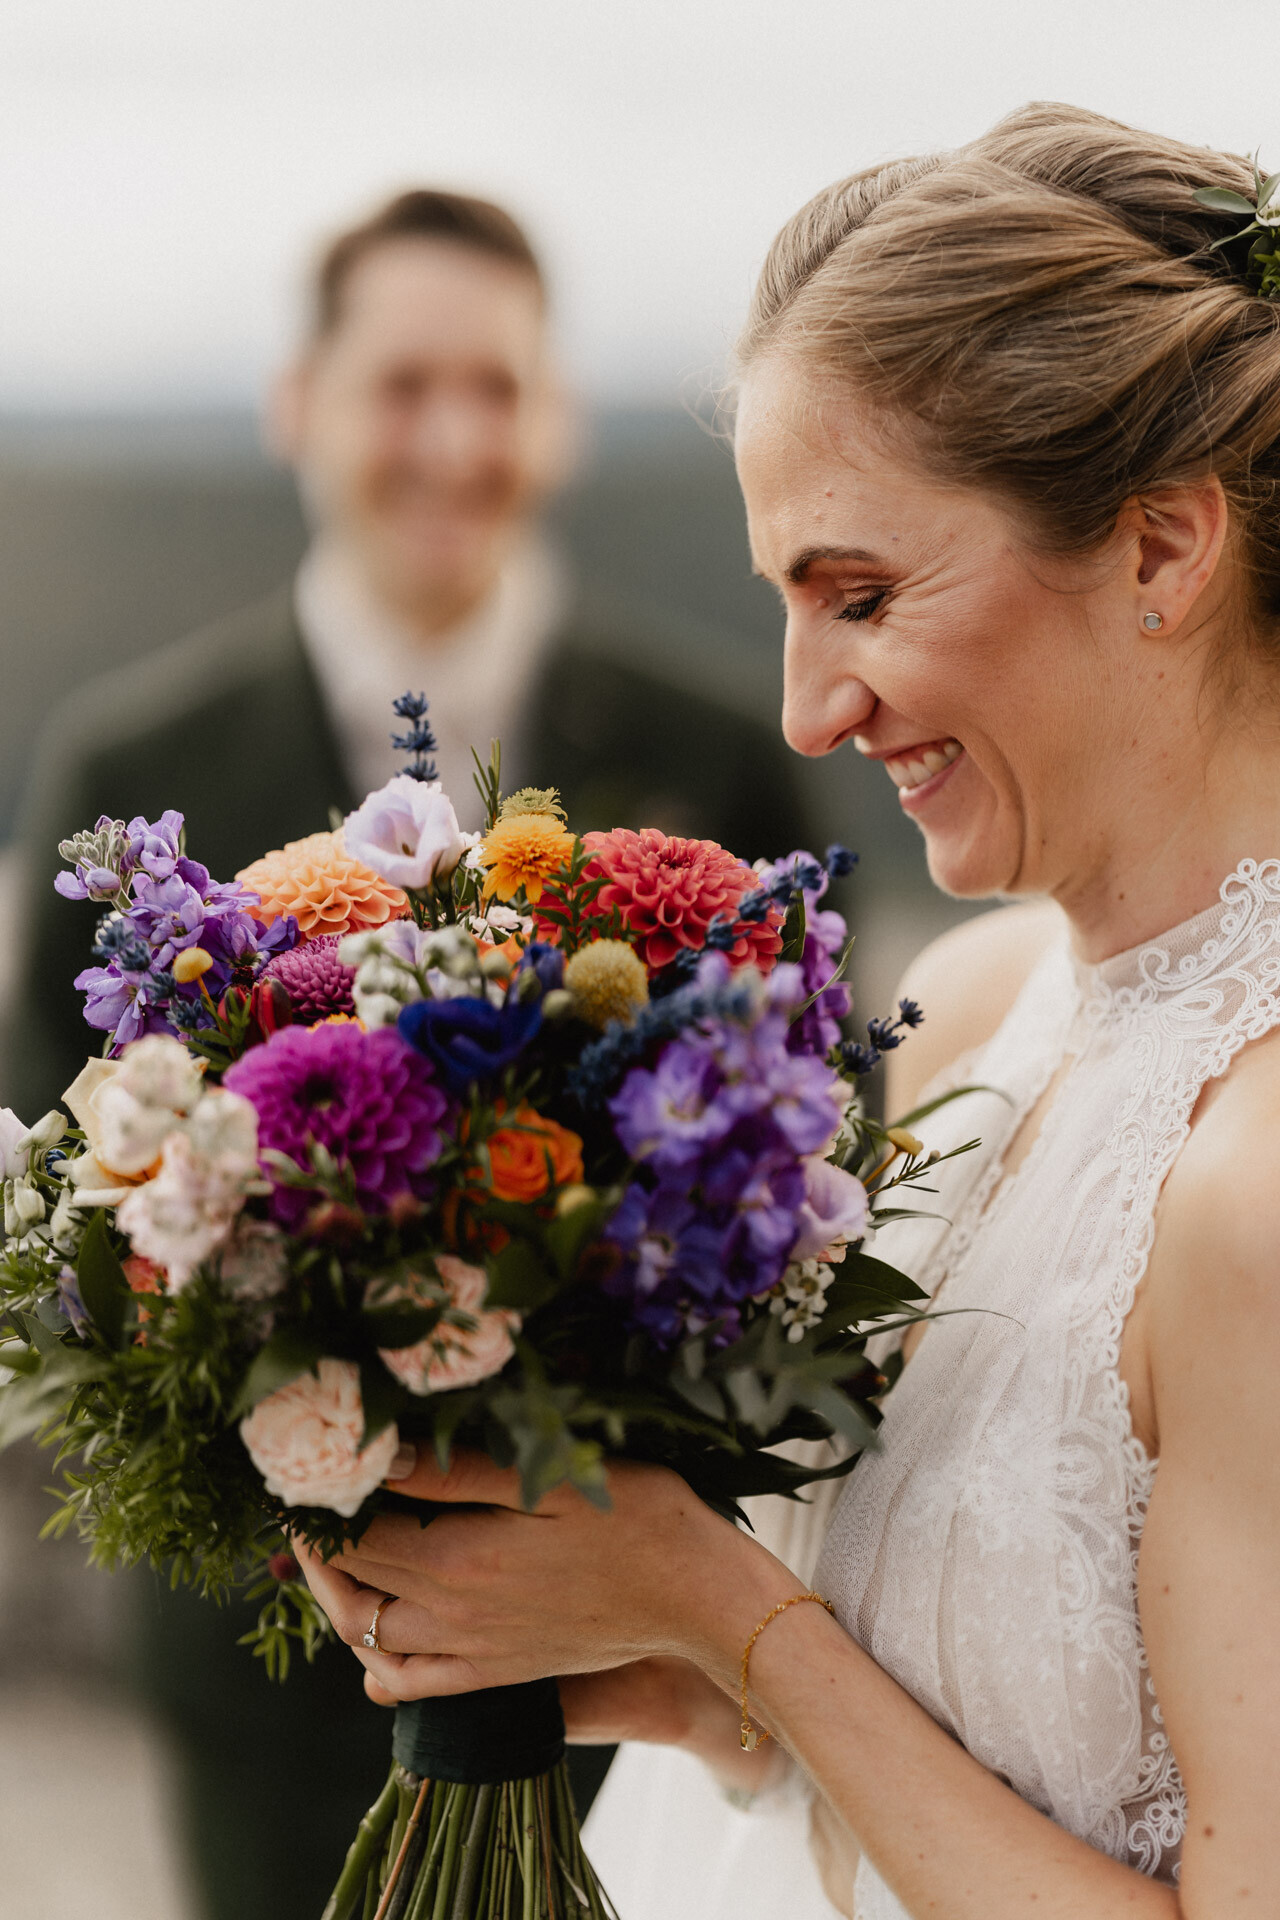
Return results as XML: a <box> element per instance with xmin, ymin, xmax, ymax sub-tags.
<box><xmin>1193</xmin><ymin>156</ymin><xmax>1280</xmax><ymax>301</ymax></box>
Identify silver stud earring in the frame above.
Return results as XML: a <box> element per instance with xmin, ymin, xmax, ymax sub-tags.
<box><xmin>1142</xmin><ymin>612</ymin><xmax>1164</xmax><ymax>631</ymax></box>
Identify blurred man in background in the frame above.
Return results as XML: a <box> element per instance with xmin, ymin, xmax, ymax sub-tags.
<box><xmin>4</xmin><ymin>189</ymin><xmax>810</xmax><ymax>1920</ymax></box>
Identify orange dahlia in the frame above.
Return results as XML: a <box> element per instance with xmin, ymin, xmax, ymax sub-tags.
<box><xmin>479</xmin><ymin>812</ymin><xmax>575</xmax><ymax>905</ymax></box>
<box><xmin>579</xmin><ymin>827</ymin><xmax>784</xmax><ymax>973</ymax></box>
<box><xmin>236</xmin><ymin>831</ymin><xmax>408</xmax><ymax>940</ymax></box>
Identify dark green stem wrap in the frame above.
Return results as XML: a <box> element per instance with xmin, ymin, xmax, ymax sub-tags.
<box><xmin>392</xmin><ymin>1682</ymin><xmax>566</xmax><ymax>1786</ymax></box>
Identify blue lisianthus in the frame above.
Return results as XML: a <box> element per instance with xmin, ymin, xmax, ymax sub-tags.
<box><xmin>397</xmin><ymin>995</ymin><xmax>542</xmax><ymax>1095</ymax></box>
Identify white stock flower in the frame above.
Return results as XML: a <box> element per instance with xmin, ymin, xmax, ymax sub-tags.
<box><xmin>344</xmin><ymin>774</ymin><xmax>466</xmax><ymax>892</ymax></box>
<box><xmin>340</xmin><ymin>920</ymin><xmax>436</xmax><ymax>1027</ymax></box>
<box><xmin>375</xmin><ymin>1254</ymin><xmax>519</xmax><ymax>1395</ymax></box>
<box><xmin>115</xmin><ymin>1092</ymin><xmax>259</xmax><ymax>1289</ymax></box>
<box><xmin>239</xmin><ymin>1358</ymin><xmax>399</xmax><ymax>1516</ymax></box>
<box><xmin>769</xmin><ymin>1258</ymin><xmax>836</xmax><ymax>1342</ymax></box>
<box><xmin>65</xmin><ymin>1037</ymin><xmax>203</xmax><ymax>1180</ymax></box>
<box><xmin>790</xmin><ymin>1155</ymin><xmax>869</xmax><ymax>1263</ymax></box>
<box><xmin>0</xmin><ymin>1108</ymin><xmax>30</xmax><ymax>1180</ymax></box>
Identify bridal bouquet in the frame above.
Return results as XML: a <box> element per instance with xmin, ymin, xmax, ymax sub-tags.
<box><xmin>0</xmin><ymin>694</ymin><xmax>961</xmax><ymax>1920</ymax></box>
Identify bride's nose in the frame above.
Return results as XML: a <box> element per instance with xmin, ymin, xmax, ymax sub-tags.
<box><xmin>782</xmin><ymin>623</ymin><xmax>878</xmax><ymax>757</ymax></box>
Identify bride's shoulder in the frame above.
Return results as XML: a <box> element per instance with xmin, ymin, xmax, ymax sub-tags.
<box><xmin>886</xmin><ymin>897</ymin><xmax>1066</xmax><ymax>1115</ymax></box>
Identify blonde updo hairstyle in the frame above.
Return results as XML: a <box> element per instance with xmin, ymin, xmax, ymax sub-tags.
<box><xmin>739</xmin><ymin>104</ymin><xmax>1280</xmax><ymax>650</ymax></box>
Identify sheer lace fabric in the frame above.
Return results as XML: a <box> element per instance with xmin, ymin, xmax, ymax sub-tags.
<box><xmin>819</xmin><ymin>862</ymin><xmax>1280</xmax><ymax>1920</ymax></box>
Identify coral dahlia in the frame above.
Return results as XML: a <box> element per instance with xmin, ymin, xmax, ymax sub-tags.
<box><xmin>579</xmin><ymin>828</ymin><xmax>783</xmax><ymax>974</ymax></box>
<box><xmin>224</xmin><ymin>1024</ymin><xmax>448</xmax><ymax>1227</ymax></box>
<box><xmin>260</xmin><ymin>934</ymin><xmax>357</xmax><ymax>1025</ymax></box>
<box><xmin>237</xmin><ymin>831</ymin><xmax>408</xmax><ymax>939</ymax></box>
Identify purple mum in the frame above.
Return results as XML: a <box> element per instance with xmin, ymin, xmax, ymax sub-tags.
<box><xmin>225</xmin><ymin>1024</ymin><xmax>449</xmax><ymax>1227</ymax></box>
<box><xmin>260</xmin><ymin>935</ymin><xmax>357</xmax><ymax>1025</ymax></box>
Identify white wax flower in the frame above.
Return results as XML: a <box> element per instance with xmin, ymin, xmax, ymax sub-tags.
<box><xmin>239</xmin><ymin>1358</ymin><xmax>400</xmax><ymax>1517</ymax></box>
<box><xmin>344</xmin><ymin>774</ymin><xmax>465</xmax><ymax>892</ymax></box>
<box><xmin>790</xmin><ymin>1155</ymin><xmax>870</xmax><ymax>1263</ymax></box>
<box><xmin>375</xmin><ymin>1254</ymin><xmax>519</xmax><ymax>1396</ymax></box>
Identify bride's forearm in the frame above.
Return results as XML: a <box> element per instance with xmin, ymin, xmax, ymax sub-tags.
<box><xmin>709</xmin><ymin>1604</ymin><xmax>1182</xmax><ymax>1920</ymax></box>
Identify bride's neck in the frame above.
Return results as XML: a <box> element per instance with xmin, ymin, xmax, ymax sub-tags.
<box><xmin>1053</xmin><ymin>718</ymin><xmax>1280</xmax><ymax>964</ymax></box>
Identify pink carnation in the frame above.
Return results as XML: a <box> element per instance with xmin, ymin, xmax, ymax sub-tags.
<box><xmin>578</xmin><ymin>828</ymin><xmax>783</xmax><ymax>974</ymax></box>
<box><xmin>378</xmin><ymin>1254</ymin><xmax>518</xmax><ymax>1394</ymax></box>
<box><xmin>239</xmin><ymin>1358</ymin><xmax>399</xmax><ymax>1516</ymax></box>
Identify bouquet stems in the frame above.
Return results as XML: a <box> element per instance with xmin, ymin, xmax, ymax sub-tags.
<box><xmin>323</xmin><ymin>1761</ymin><xmax>616</xmax><ymax>1920</ymax></box>
<box><xmin>323</xmin><ymin>1687</ymin><xmax>616</xmax><ymax>1920</ymax></box>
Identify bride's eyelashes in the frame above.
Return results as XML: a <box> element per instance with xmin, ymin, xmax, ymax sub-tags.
<box><xmin>835</xmin><ymin>589</ymin><xmax>889</xmax><ymax>624</ymax></box>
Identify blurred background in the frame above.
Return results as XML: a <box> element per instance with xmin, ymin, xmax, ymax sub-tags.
<box><xmin>0</xmin><ymin>1</ymin><xmax>1265</xmax><ymax>1913</ymax></box>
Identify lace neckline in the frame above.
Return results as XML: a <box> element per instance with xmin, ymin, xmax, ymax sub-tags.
<box><xmin>1069</xmin><ymin>857</ymin><xmax>1280</xmax><ymax>1011</ymax></box>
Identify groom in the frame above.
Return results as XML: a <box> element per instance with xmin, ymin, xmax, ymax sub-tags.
<box><xmin>4</xmin><ymin>188</ymin><xmax>811</xmax><ymax>1920</ymax></box>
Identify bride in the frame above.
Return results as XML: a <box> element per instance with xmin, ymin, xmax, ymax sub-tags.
<box><xmin>297</xmin><ymin>104</ymin><xmax>1280</xmax><ymax>1917</ymax></box>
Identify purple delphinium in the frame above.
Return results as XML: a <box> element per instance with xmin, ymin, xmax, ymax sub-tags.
<box><xmin>604</xmin><ymin>977</ymin><xmax>845</xmax><ymax>1345</ymax></box>
<box><xmin>757</xmin><ymin>850</ymin><xmax>852</xmax><ymax>1058</ymax></box>
<box><xmin>64</xmin><ymin>810</ymin><xmax>298</xmax><ymax>1049</ymax></box>
<box><xmin>224</xmin><ymin>1023</ymin><xmax>450</xmax><ymax>1228</ymax></box>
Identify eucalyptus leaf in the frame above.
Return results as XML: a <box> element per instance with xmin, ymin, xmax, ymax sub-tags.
<box><xmin>360</xmin><ymin>1304</ymin><xmax>442</xmax><ymax>1351</ymax></box>
<box><xmin>1259</xmin><ymin>170</ymin><xmax>1280</xmax><ymax>210</ymax></box>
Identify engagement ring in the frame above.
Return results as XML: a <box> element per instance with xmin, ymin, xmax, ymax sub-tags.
<box><xmin>362</xmin><ymin>1595</ymin><xmax>392</xmax><ymax>1652</ymax></box>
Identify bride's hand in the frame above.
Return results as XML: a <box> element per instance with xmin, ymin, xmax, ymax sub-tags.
<box><xmin>293</xmin><ymin>1445</ymin><xmax>797</xmax><ymax>1704</ymax></box>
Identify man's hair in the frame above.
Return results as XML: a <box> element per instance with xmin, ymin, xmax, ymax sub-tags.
<box><xmin>313</xmin><ymin>188</ymin><xmax>545</xmax><ymax>337</ymax></box>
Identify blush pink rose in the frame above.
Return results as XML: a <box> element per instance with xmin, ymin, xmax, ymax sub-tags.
<box><xmin>378</xmin><ymin>1253</ymin><xmax>518</xmax><ymax>1395</ymax></box>
<box><xmin>239</xmin><ymin>1357</ymin><xmax>399</xmax><ymax>1516</ymax></box>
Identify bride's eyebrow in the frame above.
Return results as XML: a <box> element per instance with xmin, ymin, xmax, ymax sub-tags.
<box><xmin>779</xmin><ymin>544</ymin><xmax>887</xmax><ymax>584</ymax></box>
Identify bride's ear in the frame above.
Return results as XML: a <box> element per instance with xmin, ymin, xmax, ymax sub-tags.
<box><xmin>1121</xmin><ymin>479</ymin><xmax>1230</xmax><ymax>633</ymax></box>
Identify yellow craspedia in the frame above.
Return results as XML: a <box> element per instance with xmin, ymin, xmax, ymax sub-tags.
<box><xmin>172</xmin><ymin>946</ymin><xmax>213</xmax><ymax>984</ymax></box>
<box><xmin>480</xmin><ymin>812</ymin><xmax>575</xmax><ymax>904</ymax></box>
<box><xmin>563</xmin><ymin>939</ymin><xmax>650</xmax><ymax>1031</ymax></box>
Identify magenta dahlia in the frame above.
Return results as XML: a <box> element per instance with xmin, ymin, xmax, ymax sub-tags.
<box><xmin>578</xmin><ymin>828</ymin><xmax>783</xmax><ymax>974</ymax></box>
<box><xmin>224</xmin><ymin>1024</ymin><xmax>449</xmax><ymax>1227</ymax></box>
<box><xmin>260</xmin><ymin>934</ymin><xmax>356</xmax><ymax>1025</ymax></box>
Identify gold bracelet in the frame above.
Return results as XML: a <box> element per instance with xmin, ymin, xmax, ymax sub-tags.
<box><xmin>739</xmin><ymin>1590</ymin><xmax>835</xmax><ymax>1751</ymax></box>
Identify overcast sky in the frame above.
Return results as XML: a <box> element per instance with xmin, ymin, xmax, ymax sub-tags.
<box><xmin>0</xmin><ymin>0</ymin><xmax>1262</xmax><ymax>410</ymax></box>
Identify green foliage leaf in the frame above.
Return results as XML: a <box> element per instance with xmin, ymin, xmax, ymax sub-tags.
<box><xmin>893</xmin><ymin>1082</ymin><xmax>1004</xmax><ymax>1130</ymax></box>
<box><xmin>231</xmin><ymin>1329</ymin><xmax>325</xmax><ymax>1417</ymax></box>
<box><xmin>1193</xmin><ymin>186</ymin><xmax>1257</xmax><ymax>215</ymax></box>
<box><xmin>76</xmin><ymin>1211</ymin><xmax>129</xmax><ymax>1349</ymax></box>
<box><xmin>358</xmin><ymin>1356</ymin><xmax>408</xmax><ymax>1449</ymax></box>
<box><xmin>483</xmin><ymin>1238</ymin><xmax>559</xmax><ymax>1311</ymax></box>
<box><xmin>780</xmin><ymin>892</ymin><xmax>808</xmax><ymax>965</ymax></box>
<box><xmin>361</xmin><ymin>1304</ymin><xmax>442</xmax><ymax>1350</ymax></box>
<box><xmin>542</xmin><ymin>1193</ymin><xmax>620</xmax><ymax>1281</ymax></box>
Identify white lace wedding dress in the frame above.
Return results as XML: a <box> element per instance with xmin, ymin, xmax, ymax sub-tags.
<box><xmin>587</xmin><ymin>861</ymin><xmax>1280</xmax><ymax>1919</ymax></box>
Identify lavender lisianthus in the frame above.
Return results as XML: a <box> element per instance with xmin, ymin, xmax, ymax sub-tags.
<box><xmin>224</xmin><ymin>1024</ymin><xmax>450</xmax><ymax>1227</ymax></box>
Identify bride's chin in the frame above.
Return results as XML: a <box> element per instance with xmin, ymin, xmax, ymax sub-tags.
<box><xmin>921</xmin><ymin>820</ymin><xmax>1016</xmax><ymax>901</ymax></box>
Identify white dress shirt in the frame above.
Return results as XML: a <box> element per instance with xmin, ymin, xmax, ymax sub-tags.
<box><xmin>295</xmin><ymin>537</ymin><xmax>568</xmax><ymax>831</ymax></box>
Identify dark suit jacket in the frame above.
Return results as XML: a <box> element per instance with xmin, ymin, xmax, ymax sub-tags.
<box><xmin>6</xmin><ymin>583</ymin><xmax>810</xmax><ymax>1121</ymax></box>
<box><xmin>2</xmin><ymin>582</ymin><xmax>811</xmax><ymax>1920</ymax></box>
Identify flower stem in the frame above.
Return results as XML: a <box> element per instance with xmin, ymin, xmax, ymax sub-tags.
<box><xmin>322</xmin><ymin>1765</ymin><xmax>400</xmax><ymax>1920</ymax></box>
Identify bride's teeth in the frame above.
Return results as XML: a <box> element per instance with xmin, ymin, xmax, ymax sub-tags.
<box><xmin>885</xmin><ymin>740</ymin><xmax>963</xmax><ymax>791</ymax></box>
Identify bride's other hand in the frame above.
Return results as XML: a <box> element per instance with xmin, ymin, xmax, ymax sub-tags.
<box><xmin>293</xmin><ymin>1445</ymin><xmax>797</xmax><ymax>1707</ymax></box>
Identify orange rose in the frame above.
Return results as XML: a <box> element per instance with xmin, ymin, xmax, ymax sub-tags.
<box><xmin>484</xmin><ymin>1107</ymin><xmax>584</xmax><ymax>1204</ymax></box>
